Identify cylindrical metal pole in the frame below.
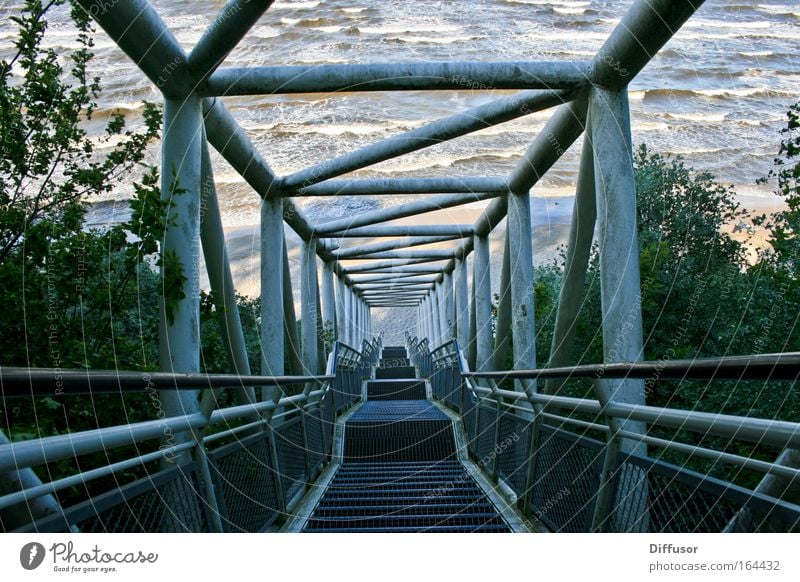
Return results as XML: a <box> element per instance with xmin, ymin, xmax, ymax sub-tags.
<box><xmin>545</xmin><ymin>129</ymin><xmax>597</xmax><ymax>395</ymax></box>
<box><xmin>508</xmin><ymin>187</ymin><xmax>538</xmax><ymax>401</ymax></box>
<box><xmin>300</xmin><ymin>239</ymin><xmax>320</xmax><ymax>374</ymax></box>
<box><xmin>335</xmin><ymin>274</ymin><xmax>346</xmax><ymax>343</ymax></box>
<box><xmin>321</xmin><ymin>261</ymin><xmax>337</xmax><ymax>343</ymax></box>
<box><xmin>159</xmin><ymin>95</ymin><xmax>203</xmax><ymax>426</ymax></box>
<box><xmin>589</xmin><ymin>86</ymin><xmax>646</xmax><ymax>442</ymax></box>
<box><xmin>454</xmin><ymin>257</ymin><xmax>469</xmax><ymax>351</ymax></box>
<box><xmin>261</xmin><ymin>197</ymin><xmax>285</xmax><ymax>387</ymax></box>
<box><xmin>282</xmin><ymin>241</ymin><xmax>302</xmax><ymax>375</ymax></box>
<box><xmin>493</xmin><ymin>234</ymin><xmax>513</xmax><ymax>371</ymax></box>
<box><xmin>473</xmin><ymin>234</ymin><xmax>494</xmax><ymax>372</ymax></box>
<box><xmin>200</xmin><ymin>133</ymin><xmax>254</xmax><ymax>404</ymax></box>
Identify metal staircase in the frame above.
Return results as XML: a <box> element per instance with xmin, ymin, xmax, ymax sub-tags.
<box><xmin>303</xmin><ymin>346</ymin><xmax>511</xmax><ymax>533</ymax></box>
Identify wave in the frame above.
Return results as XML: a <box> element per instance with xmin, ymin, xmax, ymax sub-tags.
<box><xmin>663</xmin><ymin>112</ymin><xmax>728</xmax><ymax>123</ymax></box>
<box><xmin>637</xmin><ymin>87</ymin><xmax>795</xmax><ymax>102</ymax></box>
<box><xmin>272</xmin><ymin>1</ymin><xmax>321</xmax><ymax>10</ymax></box>
<box><xmin>387</xmin><ymin>35</ymin><xmax>480</xmax><ymax>45</ymax></box>
<box><xmin>757</xmin><ymin>4</ymin><xmax>800</xmax><ymax>17</ymax></box>
<box><xmin>358</xmin><ymin>24</ymin><xmax>462</xmax><ymax>35</ymax></box>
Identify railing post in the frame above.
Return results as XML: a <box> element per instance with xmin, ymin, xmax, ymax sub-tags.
<box><xmin>301</xmin><ymin>239</ymin><xmax>321</xmax><ymax>374</ymax></box>
<box><xmin>588</xmin><ymin>85</ymin><xmax>647</xmax><ymax>532</ymax></box>
<box><xmin>159</xmin><ymin>94</ymin><xmax>203</xmax><ymax>454</ymax></box>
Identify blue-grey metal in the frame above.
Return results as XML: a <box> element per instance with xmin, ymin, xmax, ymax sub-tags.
<box><xmin>283</xmin><ymin>89</ymin><xmax>572</xmax><ymax>190</ymax></box>
<box><xmin>342</xmin><ymin>259</ymin><xmax>446</xmax><ymax>274</ymax></box>
<box><xmin>589</xmin><ymin>86</ymin><xmax>646</xmax><ymax>442</ymax></box>
<box><xmin>188</xmin><ymin>0</ymin><xmax>274</xmax><ymax>83</ymax></box>
<box><xmin>200</xmin><ymin>134</ymin><xmax>254</xmax><ymax>403</ymax></box>
<box><xmin>321</xmin><ymin>261</ymin><xmax>337</xmax><ymax>341</ymax></box>
<box><xmin>472</xmin><ymin>234</ymin><xmax>493</xmax><ymax>372</ymax></box>
<box><xmin>340</xmin><ymin>249</ymin><xmax>456</xmax><ymax>261</ymax></box>
<box><xmin>508</xmin><ymin>99</ymin><xmax>588</xmax><ymax>195</ymax></box>
<box><xmin>203</xmin><ymin>61</ymin><xmax>591</xmax><ymax>96</ymax></box>
<box><xmin>331</xmin><ymin>235</ymin><xmax>462</xmax><ymax>259</ymax></box>
<box><xmin>301</xmin><ymin>239</ymin><xmax>321</xmax><ymax>374</ymax></box>
<box><xmin>295</xmin><ymin>177</ymin><xmax>508</xmax><ymax>197</ymax></box>
<box><xmin>545</xmin><ymin>128</ymin><xmax>596</xmax><ymax>395</ymax></box>
<box><xmin>261</xmin><ymin>198</ymin><xmax>285</xmax><ymax>380</ymax></box>
<box><xmin>159</xmin><ymin>95</ymin><xmax>204</xmax><ymax>431</ymax></box>
<box><xmin>74</xmin><ymin>0</ymin><xmax>193</xmax><ymax>98</ymax></box>
<box><xmin>329</xmin><ymin>224</ymin><xmax>473</xmax><ymax>238</ymax></box>
<box><xmin>350</xmin><ymin>274</ymin><xmax>439</xmax><ymax>284</ymax></box>
<box><xmin>314</xmin><ymin>191</ymin><xmax>502</xmax><ymax>236</ymax></box>
<box><xmin>454</xmin><ymin>258</ymin><xmax>470</xmax><ymax>353</ymax></box>
<box><xmin>592</xmin><ymin>0</ymin><xmax>705</xmax><ymax>89</ymax></box>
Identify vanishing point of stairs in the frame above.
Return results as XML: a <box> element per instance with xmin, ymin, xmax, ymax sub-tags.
<box><xmin>303</xmin><ymin>345</ymin><xmax>510</xmax><ymax>532</ymax></box>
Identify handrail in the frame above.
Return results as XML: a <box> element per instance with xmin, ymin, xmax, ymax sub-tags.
<box><xmin>464</xmin><ymin>352</ymin><xmax>800</xmax><ymax>382</ymax></box>
<box><xmin>0</xmin><ymin>367</ymin><xmax>333</xmax><ymax>396</ymax></box>
<box><xmin>0</xmin><ymin>337</ymin><xmax>374</xmax><ymax>528</ymax></box>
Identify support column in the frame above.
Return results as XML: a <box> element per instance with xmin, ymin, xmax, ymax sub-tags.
<box><xmin>588</xmin><ymin>86</ymin><xmax>647</xmax><ymax>532</ymax></box>
<box><xmin>473</xmin><ymin>233</ymin><xmax>494</xmax><ymax>372</ymax></box>
<box><xmin>261</xmin><ymin>197</ymin><xmax>285</xmax><ymax>387</ymax></box>
<box><xmin>321</xmin><ymin>261</ymin><xmax>337</xmax><ymax>346</ymax></box>
<box><xmin>200</xmin><ymin>133</ymin><xmax>254</xmax><ymax>404</ymax></box>
<box><xmin>282</xmin><ymin>241</ymin><xmax>302</xmax><ymax>375</ymax></box>
<box><xmin>507</xmin><ymin>185</ymin><xmax>537</xmax><ymax>393</ymax></box>
<box><xmin>443</xmin><ymin>271</ymin><xmax>455</xmax><ymax>340</ymax></box>
<box><xmin>300</xmin><ymin>239</ymin><xmax>320</xmax><ymax>374</ymax></box>
<box><xmin>590</xmin><ymin>86</ymin><xmax>646</xmax><ymax>443</ymax></box>
<box><xmin>467</xmin><ymin>267</ymin><xmax>477</xmax><ymax>370</ymax></box>
<box><xmin>493</xmin><ymin>234</ymin><xmax>512</xmax><ymax>370</ymax></box>
<box><xmin>454</xmin><ymin>257</ymin><xmax>469</xmax><ymax>352</ymax></box>
<box><xmin>159</xmin><ymin>94</ymin><xmax>203</xmax><ymax>423</ymax></box>
<box><xmin>436</xmin><ymin>283</ymin><xmax>447</xmax><ymax>345</ymax></box>
<box><xmin>545</xmin><ymin>129</ymin><xmax>597</xmax><ymax>395</ymax></box>
<box><xmin>347</xmin><ymin>286</ymin><xmax>355</xmax><ymax>346</ymax></box>
<box><xmin>335</xmin><ymin>274</ymin><xmax>346</xmax><ymax>343</ymax></box>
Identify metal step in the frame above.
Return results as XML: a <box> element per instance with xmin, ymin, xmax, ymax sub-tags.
<box><xmin>375</xmin><ymin>366</ymin><xmax>417</xmax><ymax>379</ymax></box>
<box><xmin>366</xmin><ymin>380</ymin><xmax>426</xmax><ymax>400</ymax></box>
<box><xmin>303</xmin><ymin>524</ymin><xmax>509</xmax><ymax>533</ymax></box>
<box><xmin>379</xmin><ymin>357</ymin><xmax>410</xmax><ymax>368</ymax></box>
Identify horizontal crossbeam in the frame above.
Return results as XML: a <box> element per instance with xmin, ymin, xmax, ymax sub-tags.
<box><xmin>295</xmin><ymin>177</ymin><xmax>507</xmax><ymax>197</ymax></box>
<box><xmin>201</xmin><ymin>61</ymin><xmax>591</xmax><ymax>96</ymax></box>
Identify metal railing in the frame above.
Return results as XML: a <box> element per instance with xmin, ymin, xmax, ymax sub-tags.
<box><xmin>0</xmin><ymin>339</ymin><xmax>375</xmax><ymax>533</ymax></box>
<box><xmin>427</xmin><ymin>339</ymin><xmax>800</xmax><ymax>533</ymax></box>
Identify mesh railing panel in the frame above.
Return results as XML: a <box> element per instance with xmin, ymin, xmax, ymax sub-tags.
<box><xmin>607</xmin><ymin>453</ymin><xmax>800</xmax><ymax>533</ymax></box>
<box><xmin>495</xmin><ymin>411</ymin><xmax>533</xmax><ymax>500</ymax></box>
<box><xmin>208</xmin><ymin>432</ymin><xmax>280</xmax><ymax>532</ymax></box>
<box><xmin>273</xmin><ymin>417</ymin><xmax>309</xmax><ymax>504</ymax></box>
<box><xmin>14</xmin><ymin>463</ymin><xmax>210</xmax><ymax>533</ymax></box>
<box><xmin>462</xmin><ymin>394</ymin><xmax>478</xmax><ymax>456</ymax></box>
<box><xmin>474</xmin><ymin>405</ymin><xmax>498</xmax><ymax>468</ymax></box>
<box><xmin>527</xmin><ymin>426</ymin><xmax>605</xmax><ymax>532</ymax></box>
<box><xmin>305</xmin><ymin>410</ymin><xmax>326</xmax><ymax>475</ymax></box>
